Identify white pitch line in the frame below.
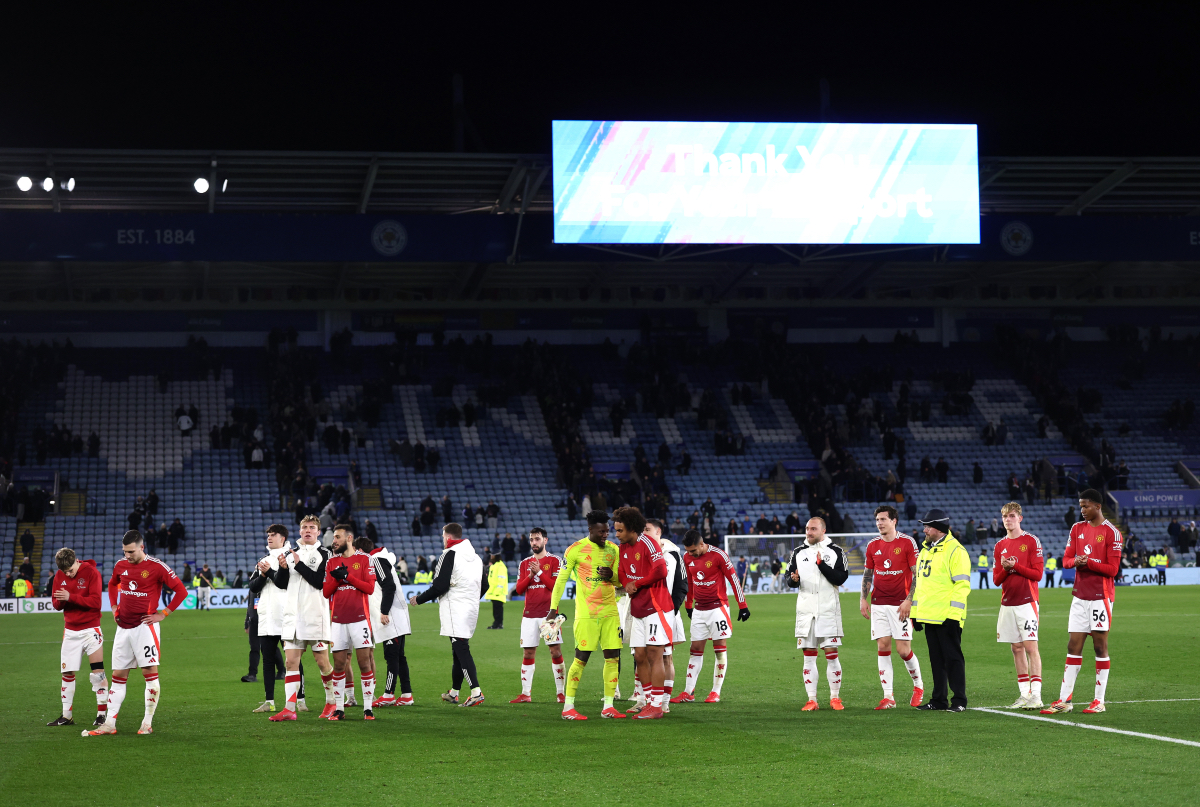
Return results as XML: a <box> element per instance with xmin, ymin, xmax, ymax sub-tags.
<box><xmin>973</xmin><ymin>707</ymin><xmax>1200</xmax><ymax>748</ymax></box>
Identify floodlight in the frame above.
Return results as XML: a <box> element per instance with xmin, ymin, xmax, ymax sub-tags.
<box><xmin>61</xmin><ymin>178</ymin><xmax>75</xmax><ymax>192</ymax></box>
<box><xmin>194</xmin><ymin>177</ymin><xmax>210</xmax><ymax>193</ymax></box>
<box><xmin>42</xmin><ymin>177</ymin><xmax>53</xmax><ymax>192</ymax></box>
<box><xmin>16</xmin><ymin>176</ymin><xmax>32</xmax><ymax>191</ymax></box>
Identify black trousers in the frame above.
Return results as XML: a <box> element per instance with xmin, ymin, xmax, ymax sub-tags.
<box><xmin>923</xmin><ymin>620</ymin><xmax>967</xmax><ymax>709</ymax></box>
<box><xmin>246</xmin><ymin>616</ymin><xmax>284</xmax><ymax>677</ymax></box>
<box><xmin>384</xmin><ymin>636</ymin><xmax>411</xmax><ymax>695</ymax></box>
<box><xmin>1158</xmin><ymin>569</ymin><xmax>1166</xmax><ymax>585</ymax></box>
<box><xmin>259</xmin><ymin>634</ymin><xmax>283</xmax><ymax>700</ymax></box>
<box><xmin>491</xmin><ymin>600</ymin><xmax>504</xmax><ymax>627</ymax></box>
<box><xmin>450</xmin><ymin>637</ymin><xmax>479</xmax><ymax>690</ymax></box>
<box><xmin>977</xmin><ymin>570</ymin><xmax>989</xmax><ymax>589</ymax></box>
<box><xmin>1045</xmin><ymin>571</ymin><xmax>1055</xmax><ymax>588</ymax></box>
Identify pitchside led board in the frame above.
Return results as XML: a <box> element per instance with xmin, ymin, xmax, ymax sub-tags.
<box><xmin>552</xmin><ymin>121</ymin><xmax>980</xmax><ymax>245</ymax></box>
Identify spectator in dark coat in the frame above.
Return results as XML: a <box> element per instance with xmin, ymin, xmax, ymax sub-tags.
<box><xmin>501</xmin><ymin>533</ymin><xmax>516</xmax><ymax>562</ymax></box>
<box><xmin>167</xmin><ymin>519</ymin><xmax>185</xmax><ymax>553</ymax></box>
<box><xmin>20</xmin><ymin>529</ymin><xmax>34</xmax><ymax>558</ymax></box>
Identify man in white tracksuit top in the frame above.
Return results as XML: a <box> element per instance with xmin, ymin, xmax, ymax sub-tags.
<box><xmin>276</xmin><ymin>514</ymin><xmax>335</xmax><ymax>719</ymax></box>
<box><xmin>410</xmin><ymin>522</ymin><xmax>486</xmax><ymax>707</ymax></box>
<box><xmin>786</xmin><ymin>516</ymin><xmax>850</xmax><ymax>711</ymax></box>
<box><xmin>361</xmin><ymin>536</ymin><xmax>414</xmax><ymax>706</ymax></box>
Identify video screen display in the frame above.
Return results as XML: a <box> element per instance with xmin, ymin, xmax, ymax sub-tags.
<box><xmin>552</xmin><ymin>121</ymin><xmax>979</xmax><ymax>245</ymax></box>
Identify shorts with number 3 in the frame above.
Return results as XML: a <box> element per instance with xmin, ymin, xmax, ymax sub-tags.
<box><xmin>331</xmin><ymin>620</ymin><xmax>373</xmax><ymax>651</ymax></box>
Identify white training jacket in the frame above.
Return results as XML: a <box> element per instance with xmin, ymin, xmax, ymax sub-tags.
<box><xmin>254</xmin><ymin>540</ymin><xmax>293</xmax><ymax>637</ymax></box>
<box><xmin>786</xmin><ymin>537</ymin><xmax>850</xmax><ymax>639</ymax></box>
<box><xmin>369</xmin><ymin>546</ymin><xmax>412</xmax><ymax>642</ymax></box>
<box><xmin>281</xmin><ymin>541</ymin><xmax>332</xmax><ymax>643</ymax></box>
<box><xmin>430</xmin><ymin>539</ymin><xmax>483</xmax><ymax>639</ymax></box>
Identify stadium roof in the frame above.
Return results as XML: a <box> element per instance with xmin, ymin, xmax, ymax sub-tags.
<box><xmin>2</xmin><ymin>149</ymin><xmax>1200</xmax><ymax>216</ymax></box>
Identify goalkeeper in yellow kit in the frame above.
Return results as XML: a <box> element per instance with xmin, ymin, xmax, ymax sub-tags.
<box><xmin>545</xmin><ymin>510</ymin><xmax>625</xmax><ymax>720</ymax></box>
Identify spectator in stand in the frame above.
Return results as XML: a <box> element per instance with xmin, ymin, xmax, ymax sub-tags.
<box><xmin>1024</xmin><ymin>477</ymin><xmax>1037</xmax><ymax>506</ymax></box>
<box><xmin>935</xmin><ymin>457</ymin><xmax>950</xmax><ymax>484</ymax></box>
<box><xmin>1064</xmin><ymin>506</ymin><xmax>1077</xmax><ymax>528</ymax></box>
<box><xmin>411</xmin><ymin>515</ymin><xmax>422</xmax><ymax>537</ymax></box>
<box><xmin>726</xmin><ymin>518</ymin><xmax>740</xmax><ymax>536</ymax></box>
<box><xmin>987</xmin><ymin>518</ymin><xmax>1000</xmax><ymax>540</ymax></box>
<box><xmin>964</xmin><ymin>518</ymin><xmax>977</xmax><ymax>545</ymax></box>
<box><xmin>474</xmin><ymin>506</ymin><xmax>486</xmax><ymax>530</ymax></box>
<box><xmin>233</xmin><ymin>570</ymin><xmax>244</xmax><ymax>588</ymax></box>
<box><xmin>1167</xmin><ymin>518</ymin><xmax>1181</xmax><ymax>549</ymax></box>
<box><xmin>168</xmin><ymin>518</ymin><xmax>185</xmax><ymax>554</ymax></box>
<box><xmin>397</xmin><ymin>555</ymin><xmax>409</xmax><ymax>584</ymax></box>
<box><xmin>518</xmin><ymin>532</ymin><xmax>531</xmax><ymax>558</ymax></box>
<box><xmin>143</xmin><ymin>524</ymin><xmax>158</xmax><ymax>554</ymax></box>
<box><xmin>441</xmin><ymin>495</ymin><xmax>453</xmax><ymax>524</ymax></box>
<box><xmin>20</xmin><ymin>528</ymin><xmax>34</xmax><ymax>559</ymax></box>
<box><xmin>486</xmin><ymin>501</ymin><xmax>500</xmax><ymax>531</ymax></box>
<box><xmin>905</xmin><ymin>498</ymin><xmax>917</xmax><ymax>522</ymax></box>
<box><xmin>213</xmin><ymin>570</ymin><xmax>227</xmax><ymax>588</ymax></box>
<box><xmin>786</xmin><ymin>511</ymin><xmax>802</xmax><ymax>533</ymax></box>
<box><xmin>4</xmin><ymin>571</ymin><xmax>12</xmax><ymax>598</ymax></box>
<box><xmin>973</xmin><ymin>462</ymin><xmax>983</xmax><ymax>485</ymax></box>
<box><xmin>428</xmin><ymin>447</ymin><xmax>441</xmax><ymax>473</ymax></box>
<box><xmin>19</xmin><ymin>555</ymin><xmax>35</xmax><ymax>581</ymax></box>
<box><xmin>501</xmin><ymin>532</ymin><xmax>516</xmax><ymax>562</ymax></box>
<box><xmin>676</xmin><ymin>448</ymin><xmax>692</xmax><ymax>476</ymax></box>
<box><xmin>742</xmin><ymin>514</ymin><xmax>752</xmax><ymax>534</ymax></box>
<box><xmin>127</xmin><ymin>509</ymin><xmax>141</xmax><ymax>532</ymax></box>
<box><xmin>770</xmin><ymin>515</ymin><xmax>784</xmax><ymax>535</ymax></box>
<box><xmin>565</xmin><ymin>494</ymin><xmax>578</xmax><ymax>521</ymax></box>
<box><xmin>755</xmin><ymin>513</ymin><xmax>771</xmax><ymax>534</ymax></box>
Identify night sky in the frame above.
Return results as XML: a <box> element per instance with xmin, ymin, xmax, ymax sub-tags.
<box><xmin>2</xmin><ymin>5</ymin><xmax>1196</xmax><ymax>156</ymax></box>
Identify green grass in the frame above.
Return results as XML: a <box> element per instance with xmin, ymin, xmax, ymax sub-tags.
<box><xmin>1</xmin><ymin>587</ymin><xmax>1197</xmax><ymax>806</ymax></box>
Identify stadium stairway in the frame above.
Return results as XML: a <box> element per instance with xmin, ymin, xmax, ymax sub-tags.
<box><xmin>14</xmin><ymin>521</ymin><xmax>45</xmax><ymax>583</ymax></box>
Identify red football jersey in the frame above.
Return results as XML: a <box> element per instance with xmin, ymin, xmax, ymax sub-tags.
<box><xmin>52</xmin><ymin>559</ymin><xmax>102</xmax><ymax>630</ymax></box>
<box><xmin>108</xmin><ymin>557</ymin><xmax>188</xmax><ymax>629</ymax></box>
<box><xmin>1065</xmin><ymin>520</ymin><xmax>1123</xmax><ymax>601</ymax></box>
<box><xmin>514</xmin><ymin>554</ymin><xmax>563</xmax><ymax>618</ymax></box>
<box><xmin>323</xmin><ymin>551</ymin><xmax>376</xmax><ymax>623</ymax></box>
<box><xmin>684</xmin><ymin>547</ymin><xmax>747</xmax><ymax>612</ymax></box>
<box><xmin>993</xmin><ymin>532</ymin><xmax>1044</xmax><ymax>606</ymax></box>
<box><xmin>864</xmin><ymin>533</ymin><xmax>918</xmax><ymax>606</ymax></box>
<box><xmin>617</xmin><ymin>534</ymin><xmax>670</xmax><ymax>619</ymax></box>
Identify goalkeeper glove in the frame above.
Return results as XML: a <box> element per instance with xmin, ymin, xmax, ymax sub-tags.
<box><xmin>331</xmin><ymin>565</ymin><xmax>350</xmax><ymax>581</ymax></box>
<box><xmin>737</xmin><ymin>607</ymin><xmax>750</xmax><ymax>622</ymax></box>
<box><xmin>686</xmin><ymin>607</ymin><xmax>693</xmax><ymax>619</ymax></box>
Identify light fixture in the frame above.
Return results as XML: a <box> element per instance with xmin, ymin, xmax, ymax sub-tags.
<box><xmin>16</xmin><ymin>176</ymin><xmax>32</xmax><ymax>191</ymax></box>
<box><xmin>221</xmin><ymin>179</ymin><xmax>228</xmax><ymax>192</ymax></box>
<box><xmin>60</xmin><ymin>178</ymin><xmax>75</xmax><ymax>192</ymax></box>
<box><xmin>41</xmin><ymin>177</ymin><xmax>53</xmax><ymax>192</ymax></box>
<box><xmin>194</xmin><ymin>177</ymin><xmax>210</xmax><ymax>193</ymax></box>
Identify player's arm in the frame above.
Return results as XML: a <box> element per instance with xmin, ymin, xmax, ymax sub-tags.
<box><xmin>816</xmin><ymin>545</ymin><xmax>850</xmax><ymax>587</ymax></box>
<box><xmin>75</xmin><ymin>569</ymin><xmax>102</xmax><ymax>611</ymax></box>
<box><xmin>414</xmin><ymin>552</ymin><xmax>454</xmax><ymax>605</ymax></box>
<box><xmin>1015</xmin><ymin>546</ymin><xmax>1044</xmax><ymax>581</ymax></box>
<box><xmin>322</xmin><ymin>564</ymin><xmax>340</xmax><ymax>599</ymax></box>
<box><xmin>947</xmin><ymin>545</ymin><xmax>971</xmax><ymax>620</ymax></box>
<box><xmin>1091</xmin><ymin>535</ymin><xmax>1123</xmax><ymax>578</ymax></box>
<box><xmin>992</xmin><ymin>545</ymin><xmax>1008</xmax><ymax>586</ymax></box>
<box><xmin>145</xmin><ymin>573</ymin><xmax>189</xmax><ymax>623</ymax></box>
<box><xmin>1063</xmin><ymin>535</ymin><xmax>1078</xmax><ymax>568</ymax></box>
<box><xmin>669</xmin><ymin>552</ymin><xmax>687</xmax><ymax>611</ymax></box>
<box><xmin>107</xmin><ymin>571</ymin><xmax>120</xmax><ymax>611</ymax></box>
<box><xmin>684</xmin><ymin>568</ymin><xmax>695</xmax><ymax>611</ymax></box>
<box><xmin>513</xmin><ymin>559</ymin><xmax>532</xmax><ymax>595</ymax></box>
<box><xmin>642</xmin><ymin>539</ymin><xmax>668</xmax><ymax>585</ymax></box>
<box><xmin>785</xmin><ymin>550</ymin><xmax>801</xmax><ymax>587</ymax></box>
<box><xmin>721</xmin><ymin>553</ymin><xmax>748</xmax><ymax>607</ymax></box>
<box><xmin>247</xmin><ymin>569</ymin><xmax>268</xmax><ymax>593</ymax></box>
<box><xmin>266</xmin><ymin>563</ymin><xmax>290</xmax><ymax>589</ymax></box>
<box><xmin>376</xmin><ymin>557</ymin><xmax>396</xmax><ymax>611</ymax></box>
<box><xmin>547</xmin><ymin>550</ymin><xmax>577</xmax><ymax>619</ymax></box>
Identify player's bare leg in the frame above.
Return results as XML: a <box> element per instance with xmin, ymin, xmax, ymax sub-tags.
<box><xmin>355</xmin><ymin>645</ymin><xmax>377</xmax><ymax>719</ymax></box>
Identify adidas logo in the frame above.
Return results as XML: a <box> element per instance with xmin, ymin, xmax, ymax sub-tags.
<box><xmin>874</xmin><ymin>550</ymin><xmax>882</xmax><ymax>555</ymax></box>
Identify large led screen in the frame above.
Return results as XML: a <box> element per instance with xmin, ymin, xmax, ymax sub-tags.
<box><xmin>552</xmin><ymin>121</ymin><xmax>979</xmax><ymax>245</ymax></box>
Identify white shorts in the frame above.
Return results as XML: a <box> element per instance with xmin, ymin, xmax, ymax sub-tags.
<box><xmin>870</xmin><ymin>604</ymin><xmax>914</xmax><ymax>641</ymax></box>
<box><xmin>520</xmin><ymin>615</ymin><xmax>563</xmax><ymax>648</ymax></box>
<box><xmin>996</xmin><ymin>602</ymin><xmax>1040</xmax><ymax>643</ymax></box>
<box><xmin>61</xmin><ymin>627</ymin><xmax>104</xmax><ymax>672</ymax></box>
<box><xmin>629</xmin><ymin>612</ymin><xmax>673</xmax><ymax>647</ymax></box>
<box><xmin>112</xmin><ymin>623</ymin><xmax>161</xmax><ymax>670</ymax></box>
<box><xmin>331</xmin><ymin>620</ymin><xmax>373</xmax><ymax>651</ymax></box>
<box><xmin>690</xmin><ymin>607</ymin><xmax>734</xmax><ymax>642</ymax></box>
<box><xmin>282</xmin><ymin>639</ymin><xmax>329</xmax><ymax>652</ymax></box>
<box><xmin>662</xmin><ymin>611</ymin><xmax>686</xmax><ymax>655</ymax></box>
<box><xmin>617</xmin><ymin>596</ymin><xmax>631</xmax><ymax>646</ymax></box>
<box><xmin>796</xmin><ymin>622</ymin><xmax>841</xmax><ymax>650</ymax></box>
<box><xmin>1068</xmin><ymin>596</ymin><xmax>1113</xmax><ymax>633</ymax></box>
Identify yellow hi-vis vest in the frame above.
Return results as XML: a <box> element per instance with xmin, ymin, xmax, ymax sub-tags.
<box><xmin>484</xmin><ymin>561</ymin><xmax>509</xmax><ymax>602</ymax></box>
<box><xmin>912</xmin><ymin>532</ymin><xmax>971</xmax><ymax>625</ymax></box>
<box><xmin>414</xmin><ymin>570</ymin><xmax>433</xmax><ymax>585</ymax></box>
<box><xmin>1046</xmin><ymin>557</ymin><xmax>1057</xmax><ymax>571</ymax></box>
<box><xmin>977</xmin><ymin>553</ymin><xmax>989</xmax><ymax>570</ymax></box>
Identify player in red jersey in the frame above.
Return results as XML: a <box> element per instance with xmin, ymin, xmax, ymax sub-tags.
<box><xmin>992</xmin><ymin>502</ymin><xmax>1045</xmax><ymax>709</ymax></box>
<box><xmin>859</xmin><ymin>505</ymin><xmax>924</xmax><ymax>709</ymax></box>
<box><xmin>323</xmin><ymin>524</ymin><xmax>377</xmax><ymax>721</ymax></box>
<box><xmin>614</xmin><ymin>506</ymin><xmax>672</xmax><ymax>720</ymax></box>
<box><xmin>85</xmin><ymin>531</ymin><xmax>188</xmax><ymax>736</ymax></box>
<box><xmin>1043</xmin><ymin>489</ymin><xmax>1122</xmax><ymax>715</ymax></box>
<box><xmin>510</xmin><ymin>527</ymin><xmax>567</xmax><ymax>703</ymax></box>
<box><xmin>672</xmin><ymin>530</ymin><xmax>749</xmax><ymax>705</ymax></box>
<box><xmin>48</xmin><ymin>547</ymin><xmax>108</xmax><ymax>727</ymax></box>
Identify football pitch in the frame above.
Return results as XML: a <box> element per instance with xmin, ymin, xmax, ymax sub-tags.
<box><xmin>1</xmin><ymin>587</ymin><xmax>1196</xmax><ymax>806</ymax></box>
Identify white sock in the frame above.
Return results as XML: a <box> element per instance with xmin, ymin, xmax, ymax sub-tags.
<box><xmin>334</xmin><ymin>672</ymin><xmax>346</xmax><ymax>710</ymax></box>
<box><xmin>1031</xmin><ymin>676</ymin><xmax>1043</xmax><ymax>701</ymax></box>
<box><xmin>1017</xmin><ymin>673</ymin><xmax>1030</xmax><ymax>697</ymax></box>
<box><xmin>107</xmin><ymin>676</ymin><xmax>128</xmax><ymax>724</ymax></box>
<box><xmin>90</xmin><ymin>670</ymin><xmax>109</xmax><ymax>718</ymax></box>
<box><xmin>825</xmin><ymin>651</ymin><xmax>842</xmax><ymax>699</ymax></box>
<box><xmin>362</xmin><ymin>671</ymin><xmax>375</xmax><ymax>710</ymax></box>
<box><xmin>901</xmin><ymin>650</ymin><xmax>923</xmax><ymax>690</ymax></box>
<box><xmin>469</xmin><ymin>686</ymin><xmax>481</xmax><ymax>698</ymax></box>
<box><xmin>284</xmin><ymin>671</ymin><xmax>302</xmax><ymax>712</ymax></box>
<box><xmin>803</xmin><ymin>651</ymin><xmax>819</xmax><ymax>701</ymax></box>
<box><xmin>878</xmin><ymin>651</ymin><xmax>894</xmax><ymax>699</ymax></box>
<box><xmin>712</xmin><ymin>650</ymin><xmax>728</xmax><ymax>696</ymax></box>
<box><xmin>1094</xmin><ymin>658</ymin><xmax>1110</xmax><ymax>703</ymax></box>
<box><xmin>1060</xmin><ymin>654</ymin><xmax>1082</xmax><ymax>702</ymax></box>
<box><xmin>61</xmin><ymin>673</ymin><xmax>76</xmax><ymax>718</ymax></box>
<box><xmin>321</xmin><ymin>672</ymin><xmax>334</xmax><ymax>705</ymax></box>
<box><xmin>685</xmin><ymin>653</ymin><xmax>704</xmax><ymax>695</ymax></box>
<box><xmin>552</xmin><ymin>660</ymin><xmax>566</xmax><ymax>696</ymax></box>
<box><xmin>143</xmin><ymin>673</ymin><xmax>161</xmax><ymax>723</ymax></box>
<box><xmin>521</xmin><ymin>660</ymin><xmax>535</xmax><ymax>696</ymax></box>
<box><xmin>664</xmin><ymin>678</ymin><xmax>674</xmax><ymax>698</ymax></box>
<box><xmin>634</xmin><ymin>678</ymin><xmax>644</xmax><ymax>705</ymax></box>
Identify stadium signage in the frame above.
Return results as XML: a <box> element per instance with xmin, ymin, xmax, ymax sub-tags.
<box><xmin>1109</xmin><ymin>490</ymin><xmax>1200</xmax><ymax>510</ymax></box>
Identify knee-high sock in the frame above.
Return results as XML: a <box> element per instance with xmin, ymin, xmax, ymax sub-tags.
<box><xmin>1030</xmin><ymin>675</ymin><xmax>1042</xmax><ymax>701</ymax></box>
<box><xmin>825</xmin><ymin>650</ymin><xmax>842</xmax><ymax>698</ymax></box>
<box><xmin>684</xmin><ymin>653</ymin><xmax>704</xmax><ymax>695</ymax></box>
<box><xmin>564</xmin><ymin>659</ymin><xmax>586</xmax><ymax>709</ymax></box>
<box><xmin>61</xmin><ymin>673</ymin><xmax>76</xmax><ymax>718</ymax></box>
<box><xmin>143</xmin><ymin>672</ymin><xmax>161</xmax><ymax>723</ymax></box>
<box><xmin>284</xmin><ymin>671</ymin><xmax>302</xmax><ymax>711</ymax></box>
<box><xmin>712</xmin><ymin>650</ymin><xmax>728</xmax><ymax>696</ymax></box>
<box><xmin>361</xmin><ymin>670</ymin><xmax>375</xmax><ymax>710</ymax></box>
<box><xmin>552</xmin><ymin>655</ymin><xmax>566</xmax><ymax>696</ymax></box>
<box><xmin>321</xmin><ymin>671</ymin><xmax>334</xmax><ymax>705</ymax></box>
<box><xmin>451</xmin><ymin>639</ymin><xmax>480</xmax><ymax>694</ymax></box>
<box><xmin>803</xmin><ymin>649</ymin><xmax>819</xmax><ymax>700</ymax></box>
<box><xmin>521</xmin><ymin>659</ymin><xmax>535</xmax><ymax>696</ymax></box>
<box><xmin>107</xmin><ymin>675</ymin><xmax>128</xmax><ymax>724</ymax></box>
<box><xmin>878</xmin><ymin>651</ymin><xmax>894</xmax><ymax>699</ymax></box>
<box><xmin>1059</xmin><ymin>654</ymin><xmax>1083</xmax><ymax>702</ymax></box>
<box><xmin>90</xmin><ymin>669</ymin><xmax>109</xmax><ymax>718</ymax></box>
<box><xmin>1094</xmin><ymin>657</ymin><xmax>1110</xmax><ymax>703</ymax></box>
<box><xmin>900</xmin><ymin>649</ymin><xmax>924</xmax><ymax>690</ymax></box>
<box><xmin>333</xmin><ymin>671</ymin><xmax>346</xmax><ymax>710</ymax></box>
<box><xmin>603</xmin><ymin>658</ymin><xmax>619</xmax><ymax>708</ymax></box>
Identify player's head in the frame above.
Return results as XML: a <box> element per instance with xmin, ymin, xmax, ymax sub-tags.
<box><xmin>1001</xmin><ymin>501</ymin><xmax>1023</xmax><ymax>531</ymax></box>
<box><xmin>612</xmin><ymin>506</ymin><xmax>647</xmax><ymax>545</ymax></box>
<box><xmin>682</xmin><ymin>529</ymin><xmax>707</xmax><ymax>556</ymax></box>
<box><xmin>585</xmin><ymin>510</ymin><xmax>609</xmax><ymax>544</ymax></box>
<box><xmin>1079</xmin><ymin>489</ymin><xmax>1104</xmax><ymax>522</ymax></box>
<box><xmin>122</xmin><ymin>530</ymin><xmax>146</xmax><ymax>563</ymax></box>
<box><xmin>298</xmin><ymin>514</ymin><xmax>321</xmax><ymax>545</ymax></box>
<box><xmin>644</xmin><ymin>518</ymin><xmax>664</xmax><ymax>540</ymax></box>
<box><xmin>332</xmin><ymin>523</ymin><xmax>355</xmax><ymax>554</ymax></box>
<box><xmin>266</xmin><ymin>523</ymin><xmax>289</xmax><ymax>550</ymax></box>
<box><xmin>528</xmin><ymin>527</ymin><xmax>548</xmax><ymax>554</ymax></box>
<box><xmin>874</xmin><ymin>505</ymin><xmax>898</xmax><ymax>535</ymax></box>
<box><xmin>442</xmin><ymin>522</ymin><xmax>463</xmax><ymax>548</ymax></box>
<box><xmin>805</xmin><ymin>517</ymin><xmax>826</xmax><ymax>544</ymax></box>
<box><xmin>55</xmin><ymin>547</ymin><xmax>79</xmax><ymax>575</ymax></box>
<box><xmin>353</xmin><ymin>535</ymin><xmax>374</xmax><ymax>553</ymax></box>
